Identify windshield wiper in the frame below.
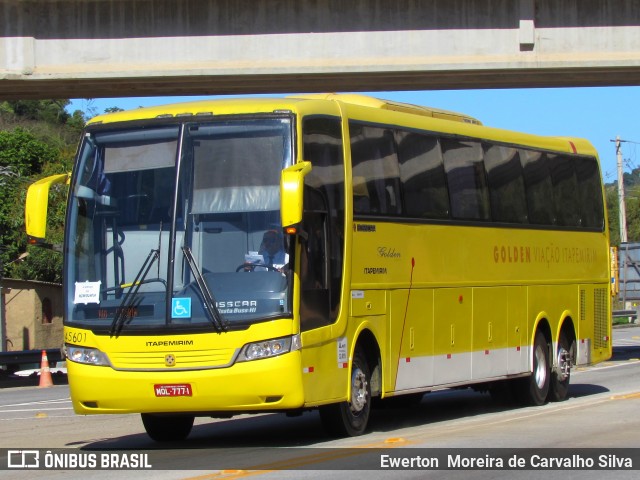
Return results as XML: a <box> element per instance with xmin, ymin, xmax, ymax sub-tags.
<box><xmin>110</xmin><ymin>222</ymin><xmax>164</xmax><ymax>337</ymax></box>
<box><xmin>110</xmin><ymin>247</ymin><xmax>159</xmax><ymax>337</ymax></box>
<box><xmin>182</xmin><ymin>246</ymin><xmax>227</xmax><ymax>333</ymax></box>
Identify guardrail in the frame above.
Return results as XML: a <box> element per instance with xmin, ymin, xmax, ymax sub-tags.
<box><xmin>0</xmin><ymin>349</ymin><xmax>63</xmax><ymax>370</ymax></box>
<box><xmin>613</xmin><ymin>310</ymin><xmax>638</xmax><ymax>323</ymax></box>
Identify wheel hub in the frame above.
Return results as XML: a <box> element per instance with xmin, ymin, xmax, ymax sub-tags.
<box><xmin>556</xmin><ymin>347</ymin><xmax>571</xmax><ymax>381</ymax></box>
<box><xmin>534</xmin><ymin>345</ymin><xmax>548</xmax><ymax>389</ymax></box>
<box><xmin>350</xmin><ymin>367</ymin><xmax>368</xmax><ymax>414</ymax></box>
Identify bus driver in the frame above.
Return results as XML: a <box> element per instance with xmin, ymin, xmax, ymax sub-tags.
<box><xmin>259</xmin><ymin>229</ymin><xmax>288</xmax><ymax>270</ymax></box>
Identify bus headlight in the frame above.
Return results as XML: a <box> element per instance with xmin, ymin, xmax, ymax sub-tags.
<box><xmin>67</xmin><ymin>346</ymin><xmax>111</xmax><ymax>366</ymax></box>
<box><xmin>237</xmin><ymin>335</ymin><xmax>300</xmax><ymax>362</ymax></box>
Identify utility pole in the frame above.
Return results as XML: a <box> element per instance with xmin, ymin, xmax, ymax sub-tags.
<box><xmin>616</xmin><ymin>136</ymin><xmax>628</xmax><ymax>243</ymax></box>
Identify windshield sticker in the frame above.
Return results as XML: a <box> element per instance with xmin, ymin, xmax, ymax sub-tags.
<box><xmin>74</xmin><ymin>281</ymin><xmax>101</xmax><ymax>305</ymax></box>
<box><xmin>171</xmin><ymin>298</ymin><xmax>192</xmax><ymax>319</ymax></box>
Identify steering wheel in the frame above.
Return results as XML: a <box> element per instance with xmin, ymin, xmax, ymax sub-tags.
<box><xmin>236</xmin><ymin>262</ymin><xmax>279</xmax><ymax>272</ymax></box>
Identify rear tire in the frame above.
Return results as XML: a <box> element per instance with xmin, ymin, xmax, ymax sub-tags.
<box><xmin>515</xmin><ymin>331</ymin><xmax>550</xmax><ymax>406</ymax></box>
<box><xmin>548</xmin><ymin>331</ymin><xmax>572</xmax><ymax>402</ymax></box>
<box><xmin>141</xmin><ymin>414</ymin><xmax>194</xmax><ymax>442</ymax></box>
<box><xmin>319</xmin><ymin>348</ymin><xmax>371</xmax><ymax>437</ymax></box>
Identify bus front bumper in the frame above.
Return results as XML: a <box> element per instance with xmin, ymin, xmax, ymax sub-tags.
<box><xmin>67</xmin><ymin>351</ymin><xmax>304</xmax><ymax>415</ymax></box>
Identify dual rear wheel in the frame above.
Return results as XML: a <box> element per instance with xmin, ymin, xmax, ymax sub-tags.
<box><xmin>513</xmin><ymin>330</ymin><xmax>572</xmax><ymax>406</ymax></box>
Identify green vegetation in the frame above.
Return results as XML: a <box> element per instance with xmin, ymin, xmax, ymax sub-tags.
<box><xmin>605</xmin><ymin>170</ymin><xmax>640</xmax><ymax>247</ymax></box>
<box><xmin>0</xmin><ymin>100</ymin><xmax>84</xmax><ymax>283</ymax></box>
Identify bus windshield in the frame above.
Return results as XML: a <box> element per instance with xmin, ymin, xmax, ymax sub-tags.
<box><xmin>65</xmin><ymin>117</ymin><xmax>294</xmax><ymax>332</ymax></box>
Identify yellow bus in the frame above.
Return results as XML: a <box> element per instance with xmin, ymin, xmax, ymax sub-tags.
<box><xmin>26</xmin><ymin>94</ymin><xmax>611</xmax><ymax>440</ymax></box>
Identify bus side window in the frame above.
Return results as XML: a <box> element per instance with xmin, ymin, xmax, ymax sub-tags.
<box><xmin>302</xmin><ymin>115</ymin><xmax>345</xmax><ymax>327</ymax></box>
<box><xmin>548</xmin><ymin>154</ymin><xmax>581</xmax><ymax>227</ymax></box>
<box><xmin>396</xmin><ymin>130</ymin><xmax>450</xmax><ymax>219</ymax></box>
<box><xmin>575</xmin><ymin>156</ymin><xmax>604</xmax><ymax>229</ymax></box>
<box><xmin>350</xmin><ymin>123</ymin><xmax>401</xmax><ymax>215</ymax></box>
<box><xmin>483</xmin><ymin>144</ymin><xmax>528</xmax><ymax>224</ymax></box>
<box><xmin>520</xmin><ymin>150</ymin><xmax>556</xmax><ymax>226</ymax></box>
<box><xmin>441</xmin><ymin>138</ymin><xmax>490</xmax><ymax>221</ymax></box>
<box><xmin>300</xmin><ymin>202</ymin><xmax>331</xmax><ymax>331</ymax></box>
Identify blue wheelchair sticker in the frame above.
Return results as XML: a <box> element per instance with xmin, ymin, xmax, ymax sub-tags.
<box><xmin>172</xmin><ymin>298</ymin><xmax>191</xmax><ymax>319</ymax></box>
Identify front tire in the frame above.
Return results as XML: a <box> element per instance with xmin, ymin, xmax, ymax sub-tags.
<box><xmin>141</xmin><ymin>414</ymin><xmax>194</xmax><ymax>442</ymax></box>
<box><xmin>319</xmin><ymin>348</ymin><xmax>371</xmax><ymax>436</ymax></box>
<box><xmin>515</xmin><ymin>331</ymin><xmax>550</xmax><ymax>406</ymax></box>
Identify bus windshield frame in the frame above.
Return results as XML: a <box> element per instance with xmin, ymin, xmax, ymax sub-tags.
<box><xmin>64</xmin><ymin>115</ymin><xmax>295</xmax><ymax>334</ymax></box>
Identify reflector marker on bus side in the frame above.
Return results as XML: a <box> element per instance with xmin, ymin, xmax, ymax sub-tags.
<box><xmin>303</xmin><ymin>367</ymin><xmax>314</xmax><ymax>373</ymax></box>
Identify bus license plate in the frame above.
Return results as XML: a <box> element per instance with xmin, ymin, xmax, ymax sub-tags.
<box><xmin>154</xmin><ymin>384</ymin><xmax>192</xmax><ymax>397</ymax></box>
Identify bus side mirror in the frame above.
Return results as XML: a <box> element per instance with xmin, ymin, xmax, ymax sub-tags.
<box><xmin>25</xmin><ymin>173</ymin><xmax>70</xmax><ymax>246</ymax></box>
<box><xmin>280</xmin><ymin>161</ymin><xmax>312</xmax><ymax>228</ymax></box>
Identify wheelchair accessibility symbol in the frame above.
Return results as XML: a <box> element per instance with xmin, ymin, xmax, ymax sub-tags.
<box><xmin>172</xmin><ymin>298</ymin><xmax>191</xmax><ymax>319</ymax></box>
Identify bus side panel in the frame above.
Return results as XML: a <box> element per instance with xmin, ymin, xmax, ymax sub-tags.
<box><xmin>390</xmin><ymin>289</ymin><xmax>434</xmax><ymax>392</ymax></box>
<box><xmin>507</xmin><ymin>286</ymin><xmax>528</xmax><ymax>374</ymax></box>
<box><xmin>576</xmin><ymin>283</ymin><xmax>612</xmax><ymax>366</ymax></box>
<box><xmin>299</xmin><ymin>334</ymin><xmax>350</xmax><ymax>406</ymax></box>
<box><xmin>432</xmin><ymin>288</ymin><xmax>473</xmax><ymax>385</ymax></box>
<box><xmin>527</xmin><ymin>283</ymin><xmax>578</xmax><ymax>356</ymax></box>
<box><xmin>392</xmin><ymin>286</ymin><xmax>530</xmax><ymax>392</ymax></box>
<box><xmin>471</xmin><ymin>287</ymin><xmax>509</xmax><ymax>379</ymax></box>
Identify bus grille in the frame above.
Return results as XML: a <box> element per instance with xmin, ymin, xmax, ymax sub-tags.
<box><xmin>593</xmin><ymin>288</ymin><xmax>608</xmax><ymax>349</ymax></box>
<box><xmin>108</xmin><ymin>348</ymin><xmax>237</xmax><ymax>370</ymax></box>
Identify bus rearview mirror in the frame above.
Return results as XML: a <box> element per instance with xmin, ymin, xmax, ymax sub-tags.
<box><xmin>25</xmin><ymin>173</ymin><xmax>70</xmax><ymax>245</ymax></box>
<box><xmin>280</xmin><ymin>161</ymin><xmax>312</xmax><ymax>228</ymax></box>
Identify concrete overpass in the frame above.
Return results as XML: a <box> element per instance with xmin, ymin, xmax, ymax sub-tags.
<box><xmin>1</xmin><ymin>0</ymin><xmax>640</xmax><ymax>100</ymax></box>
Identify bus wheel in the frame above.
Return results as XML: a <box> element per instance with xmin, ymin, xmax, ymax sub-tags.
<box><xmin>516</xmin><ymin>331</ymin><xmax>550</xmax><ymax>406</ymax></box>
<box><xmin>141</xmin><ymin>414</ymin><xmax>194</xmax><ymax>442</ymax></box>
<box><xmin>548</xmin><ymin>332</ymin><xmax>572</xmax><ymax>402</ymax></box>
<box><xmin>319</xmin><ymin>348</ymin><xmax>371</xmax><ymax>437</ymax></box>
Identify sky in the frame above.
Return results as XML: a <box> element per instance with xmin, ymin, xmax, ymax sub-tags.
<box><xmin>69</xmin><ymin>86</ymin><xmax>640</xmax><ymax>185</ymax></box>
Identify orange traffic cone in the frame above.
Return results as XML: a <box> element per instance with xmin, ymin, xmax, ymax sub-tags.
<box><xmin>39</xmin><ymin>350</ymin><xmax>53</xmax><ymax>388</ymax></box>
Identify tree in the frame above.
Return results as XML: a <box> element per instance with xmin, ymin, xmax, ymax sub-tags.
<box><xmin>3</xmin><ymin>100</ymin><xmax>71</xmax><ymax>125</ymax></box>
<box><xmin>0</xmin><ymin>101</ymin><xmax>81</xmax><ymax>283</ymax></box>
<box><xmin>606</xmin><ymin>186</ymin><xmax>620</xmax><ymax>246</ymax></box>
<box><xmin>0</xmin><ymin>128</ymin><xmax>58</xmax><ymax>176</ymax></box>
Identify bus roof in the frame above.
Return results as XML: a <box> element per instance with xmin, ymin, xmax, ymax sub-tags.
<box><xmin>86</xmin><ymin>94</ymin><xmax>595</xmax><ymax>157</ymax></box>
<box><xmin>288</xmin><ymin>93</ymin><xmax>482</xmax><ymax>125</ymax></box>
<box><xmin>87</xmin><ymin>93</ymin><xmax>481</xmax><ymax>126</ymax></box>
